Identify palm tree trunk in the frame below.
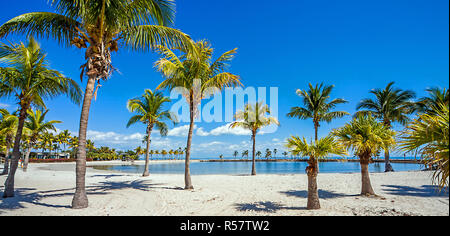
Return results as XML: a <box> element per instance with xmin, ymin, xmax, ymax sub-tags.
<box><xmin>314</xmin><ymin>122</ymin><xmax>318</xmax><ymax>142</ymax></box>
<box><xmin>306</xmin><ymin>158</ymin><xmax>320</xmax><ymax>209</ymax></box>
<box><xmin>360</xmin><ymin>157</ymin><xmax>375</xmax><ymax>196</ymax></box>
<box><xmin>3</xmin><ymin>103</ymin><xmax>29</xmax><ymax>198</ymax></box>
<box><xmin>384</xmin><ymin>148</ymin><xmax>394</xmax><ymax>172</ymax></box>
<box><xmin>1</xmin><ymin>144</ymin><xmax>10</xmax><ymax>175</ymax></box>
<box><xmin>23</xmin><ymin>143</ymin><xmax>32</xmax><ymax>172</ymax></box>
<box><xmin>143</xmin><ymin>124</ymin><xmax>153</xmax><ymax>177</ymax></box>
<box><xmin>184</xmin><ymin>93</ymin><xmax>194</xmax><ymax>190</ymax></box>
<box><xmin>251</xmin><ymin>131</ymin><xmax>256</xmax><ymax>176</ymax></box>
<box><xmin>71</xmin><ymin>75</ymin><xmax>96</xmax><ymax>209</ymax></box>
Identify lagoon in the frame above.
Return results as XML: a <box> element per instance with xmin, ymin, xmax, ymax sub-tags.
<box><xmin>92</xmin><ymin>161</ymin><xmax>424</xmax><ymax>175</ymax></box>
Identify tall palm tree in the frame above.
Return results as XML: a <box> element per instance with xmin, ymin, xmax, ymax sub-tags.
<box><xmin>332</xmin><ymin>114</ymin><xmax>395</xmax><ymax>196</ymax></box>
<box><xmin>0</xmin><ymin>37</ymin><xmax>81</xmax><ymax>198</ymax></box>
<box><xmin>155</xmin><ymin>40</ymin><xmax>241</xmax><ymax>189</ymax></box>
<box><xmin>0</xmin><ymin>0</ymin><xmax>193</xmax><ymax>208</ymax></box>
<box><xmin>286</xmin><ymin>135</ymin><xmax>347</xmax><ymax>209</ymax></box>
<box><xmin>126</xmin><ymin>89</ymin><xmax>177</xmax><ymax>177</ymax></box>
<box><xmin>287</xmin><ymin>83</ymin><xmax>349</xmax><ymax>142</ymax></box>
<box><xmin>230</xmin><ymin>102</ymin><xmax>280</xmax><ymax>175</ymax></box>
<box><xmin>356</xmin><ymin>82</ymin><xmax>416</xmax><ymax>172</ymax></box>
<box><xmin>0</xmin><ymin>109</ymin><xmax>17</xmax><ymax>175</ymax></box>
<box><xmin>400</xmin><ymin>102</ymin><xmax>449</xmax><ymax>190</ymax></box>
<box><xmin>23</xmin><ymin>108</ymin><xmax>62</xmax><ymax>171</ymax></box>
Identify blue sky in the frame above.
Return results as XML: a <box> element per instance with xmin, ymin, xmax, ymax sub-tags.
<box><xmin>0</xmin><ymin>0</ymin><xmax>448</xmax><ymax>157</ymax></box>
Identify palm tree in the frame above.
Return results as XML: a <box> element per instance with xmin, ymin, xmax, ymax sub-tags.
<box><xmin>0</xmin><ymin>37</ymin><xmax>81</xmax><ymax>198</ymax></box>
<box><xmin>233</xmin><ymin>150</ymin><xmax>239</xmax><ymax>159</ymax></box>
<box><xmin>273</xmin><ymin>148</ymin><xmax>277</xmax><ymax>158</ymax></box>
<box><xmin>282</xmin><ymin>151</ymin><xmax>288</xmax><ymax>158</ymax></box>
<box><xmin>230</xmin><ymin>102</ymin><xmax>280</xmax><ymax>175</ymax></box>
<box><xmin>127</xmin><ymin>89</ymin><xmax>177</xmax><ymax>177</ymax></box>
<box><xmin>86</xmin><ymin>139</ymin><xmax>95</xmax><ymax>152</ymax></box>
<box><xmin>287</xmin><ymin>83</ymin><xmax>349</xmax><ymax>142</ymax></box>
<box><xmin>265</xmin><ymin>148</ymin><xmax>272</xmax><ymax>159</ymax></box>
<box><xmin>155</xmin><ymin>40</ymin><xmax>241</xmax><ymax>189</ymax></box>
<box><xmin>0</xmin><ymin>109</ymin><xmax>17</xmax><ymax>175</ymax></box>
<box><xmin>23</xmin><ymin>109</ymin><xmax>62</xmax><ymax>171</ymax></box>
<box><xmin>356</xmin><ymin>82</ymin><xmax>416</xmax><ymax>172</ymax></box>
<box><xmin>400</xmin><ymin>103</ymin><xmax>449</xmax><ymax>190</ymax></box>
<box><xmin>242</xmin><ymin>150</ymin><xmax>249</xmax><ymax>159</ymax></box>
<box><xmin>286</xmin><ymin>135</ymin><xmax>347</xmax><ymax>209</ymax></box>
<box><xmin>332</xmin><ymin>114</ymin><xmax>395</xmax><ymax>196</ymax></box>
<box><xmin>416</xmin><ymin>87</ymin><xmax>449</xmax><ymax>116</ymax></box>
<box><xmin>58</xmin><ymin>129</ymin><xmax>72</xmax><ymax>152</ymax></box>
<box><xmin>134</xmin><ymin>146</ymin><xmax>144</xmax><ymax>160</ymax></box>
<box><xmin>255</xmin><ymin>151</ymin><xmax>262</xmax><ymax>159</ymax></box>
<box><xmin>0</xmin><ymin>0</ymin><xmax>194</xmax><ymax>208</ymax></box>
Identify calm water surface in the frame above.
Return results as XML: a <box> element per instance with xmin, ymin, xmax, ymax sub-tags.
<box><xmin>93</xmin><ymin>161</ymin><xmax>424</xmax><ymax>175</ymax></box>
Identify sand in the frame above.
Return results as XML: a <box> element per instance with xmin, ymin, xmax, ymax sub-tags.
<box><xmin>0</xmin><ymin>161</ymin><xmax>448</xmax><ymax>216</ymax></box>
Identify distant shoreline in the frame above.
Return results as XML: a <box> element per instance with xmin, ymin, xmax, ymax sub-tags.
<box><xmin>201</xmin><ymin>159</ymin><xmax>422</xmax><ymax>164</ymax></box>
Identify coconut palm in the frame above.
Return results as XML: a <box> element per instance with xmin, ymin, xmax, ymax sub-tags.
<box><xmin>155</xmin><ymin>40</ymin><xmax>241</xmax><ymax>189</ymax></box>
<box><xmin>356</xmin><ymin>82</ymin><xmax>416</xmax><ymax>172</ymax></box>
<box><xmin>400</xmin><ymin>103</ymin><xmax>449</xmax><ymax>190</ymax></box>
<box><xmin>286</xmin><ymin>135</ymin><xmax>347</xmax><ymax>209</ymax></box>
<box><xmin>0</xmin><ymin>109</ymin><xmax>17</xmax><ymax>175</ymax></box>
<box><xmin>126</xmin><ymin>89</ymin><xmax>177</xmax><ymax>176</ymax></box>
<box><xmin>23</xmin><ymin>108</ymin><xmax>62</xmax><ymax>171</ymax></box>
<box><xmin>287</xmin><ymin>83</ymin><xmax>349</xmax><ymax>142</ymax></box>
<box><xmin>0</xmin><ymin>37</ymin><xmax>81</xmax><ymax>198</ymax></box>
<box><xmin>282</xmin><ymin>151</ymin><xmax>288</xmax><ymax>158</ymax></box>
<box><xmin>0</xmin><ymin>0</ymin><xmax>194</xmax><ymax>208</ymax></box>
<box><xmin>332</xmin><ymin>114</ymin><xmax>395</xmax><ymax>196</ymax></box>
<box><xmin>230</xmin><ymin>102</ymin><xmax>280</xmax><ymax>175</ymax></box>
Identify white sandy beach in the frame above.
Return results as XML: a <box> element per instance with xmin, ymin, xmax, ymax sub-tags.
<box><xmin>0</xmin><ymin>161</ymin><xmax>448</xmax><ymax>216</ymax></box>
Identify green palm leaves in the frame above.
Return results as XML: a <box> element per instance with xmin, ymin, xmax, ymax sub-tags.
<box><xmin>126</xmin><ymin>89</ymin><xmax>177</xmax><ymax>136</ymax></box>
<box><xmin>400</xmin><ymin>103</ymin><xmax>449</xmax><ymax>189</ymax></box>
<box><xmin>0</xmin><ymin>37</ymin><xmax>82</xmax><ymax>108</ymax></box>
<box><xmin>286</xmin><ymin>136</ymin><xmax>347</xmax><ymax>160</ymax></box>
<box><xmin>230</xmin><ymin>102</ymin><xmax>279</xmax><ymax>133</ymax></box>
<box><xmin>356</xmin><ymin>82</ymin><xmax>416</xmax><ymax>126</ymax></box>
<box><xmin>0</xmin><ymin>0</ymin><xmax>190</xmax><ymax>51</ymax></box>
<box><xmin>332</xmin><ymin>115</ymin><xmax>395</xmax><ymax>161</ymax></box>
<box><xmin>287</xmin><ymin>83</ymin><xmax>349</xmax><ymax>141</ymax></box>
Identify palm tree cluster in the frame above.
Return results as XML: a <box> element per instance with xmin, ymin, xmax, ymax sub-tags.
<box><xmin>285</xmin><ymin>82</ymin><xmax>449</xmax><ymax>210</ymax></box>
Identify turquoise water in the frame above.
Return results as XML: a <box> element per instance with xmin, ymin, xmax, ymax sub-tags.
<box><xmin>93</xmin><ymin>161</ymin><xmax>424</xmax><ymax>175</ymax></box>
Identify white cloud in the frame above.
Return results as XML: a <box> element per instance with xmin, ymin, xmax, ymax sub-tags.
<box><xmin>0</xmin><ymin>103</ymin><xmax>9</xmax><ymax>108</ymax></box>
<box><xmin>167</xmin><ymin>125</ymin><xmax>196</xmax><ymax>137</ymax></box>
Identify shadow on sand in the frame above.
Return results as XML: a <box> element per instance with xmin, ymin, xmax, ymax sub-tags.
<box><xmin>235</xmin><ymin>201</ymin><xmax>306</xmax><ymax>213</ymax></box>
<box><xmin>0</xmin><ymin>179</ymin><xmax>181</xmax><ymax>213</ymax></box>
<box><xmin>280</xmin><ymin>189</ymin><xmax>358</xmax><ymax>199</ymax></box>
<box><xmin>381</xmin><ymin>185</ymin><xmax>449</xmax><ymax>198</ymax></box>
